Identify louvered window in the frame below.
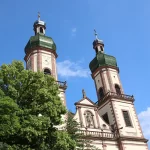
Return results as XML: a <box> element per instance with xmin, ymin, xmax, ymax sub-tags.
<box><xmin>122</xmin><ymin>111</ymin><xmax>132</xmax><ymax>127</ymax></box>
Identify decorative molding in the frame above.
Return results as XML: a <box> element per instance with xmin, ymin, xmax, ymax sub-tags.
<box><xmin>110</xmin><ymin>101</ymin><xmax>124</xmax><ymax>150</ymax></box>
<box><xmin>119</xmin><ymin>136</ymin><xmax>148</xmax><ymax>143</ymax></box>
<box><xmin>75</xmin><ymin>97</ymin><xmax>97</xmax><ymax>106</ymax></box>
<box><xmin>131</xmin><ymin>105</ymin><xmax>144</xmax><ymax>138</ymax></box>
<box><xmin>92</xmin><ymin>65</ymin><xmax>119</xmax><ymax>79</ymax></box>
<box><xmin>116</xmin><ymin>72</ymin><xmax>124</xmax><ymax>94</ymax></box>
<box><xmin>95</xmin><ymin>109</ymin><xmax>100</xmax><ymax>128</ymax></box>
<box><xmin>100</xmin><ymin>71</ymin><xmax>107</xmax><ymax>94</ymax></box>
<box><xmin>107</xmin><ymin>69</ymin><xmax>115</xmax><ymax>92</ymax></box>
<box><xmin>37</xmin><ymin>50</ymin><xmax>42</xmax><ymax>71</ymax></box>
<box><xmin>78</xmin><ymin>107</ymin><xmax>83</xmax><ymax>127</ymax></box>
<box><xmin>51</xmin><ymin>53</ymin><xmax>56</xmax><ymax>79</ymax></box>
<box><xmin>30</xmin><ymin>54</ymin><xmax>34</xmax><ymax>71</ymax></box>
<box><xmin>24</xmin><ymin>46</ymin><xmax>58</xmax><ymax>61</ymax></box>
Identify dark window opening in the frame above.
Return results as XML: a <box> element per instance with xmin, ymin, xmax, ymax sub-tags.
<box><xmin>102</xmin><ymin>113</ymin><xmax>109</xmax><ymax>124</ymax></box>
<box><xmin>40</xmin><ymin>27</ymin><xmax>43</xmax><ymax>33</ymax></box>
<box><xmin>99</xmin><ymin>87</ymin><xmax>104</xmax><ymax>99</ymax></box>
<box><xmin>95</xmin><ymin>47</ymin><xmax>98</xmax><ymax>53</ymax></box>
<box><xmin>100</xmin><ymin>46</ymin><xmax>103</xmax><ymax>51</ymax></box>
<box><xmin>44</xmin><ymin>69</ymin><xmax>51</xmax><ymax>75</ymax></box>
<box><xmin>122</xmin><ymin>111</ymin><xmax>132</xmax><ymax>127</ymax></box>
<box><xmin>115</xmin><ymin>84</ymin><xmax>121</xmax><ymax>95</ymax></box>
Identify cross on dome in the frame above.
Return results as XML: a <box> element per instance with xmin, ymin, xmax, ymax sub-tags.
<box><xmin>38</xmin><ymin>12</ymin><xmax>40</xmax><ymax>21</ymax></box>
<box><xmin>94</xmin><ymin>29</ymin><xmax>98</xmax><ymax>40</ymax></box>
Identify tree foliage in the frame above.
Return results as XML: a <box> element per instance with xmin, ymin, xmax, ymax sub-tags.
<box><xmin>0</xmin><ymin>61</ymin><xmax>75</xmax><ymax>149</ymax></box>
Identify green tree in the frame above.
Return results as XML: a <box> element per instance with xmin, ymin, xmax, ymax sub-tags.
<box><xmin>0</xmin><ymin>61</ymin><xmax>74</xmax><ymax>150</ymax></box>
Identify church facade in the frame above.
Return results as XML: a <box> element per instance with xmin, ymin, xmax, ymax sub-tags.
<box><xmin>24</xmin><ymin>16</ymin><xmax>148</xmax><ymax>150</ymax></box>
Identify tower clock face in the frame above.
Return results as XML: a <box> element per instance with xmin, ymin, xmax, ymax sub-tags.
<box><xmin>43</xmin><ymin>56</ymin><xmax>51</xmax><ymax>65</ymax></box>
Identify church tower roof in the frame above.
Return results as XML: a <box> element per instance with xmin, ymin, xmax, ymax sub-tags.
<box><xmin>89</xmin><ymin>30</ymin><xmax>118</xmax><ymax>73</ymax></box>
<box><xmin>24</xmin><ymin>13</ymin><xmax>56</xmax><ymax>54</ymax></box>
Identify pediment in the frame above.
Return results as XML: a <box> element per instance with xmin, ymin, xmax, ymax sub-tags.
<box><xmin>75</xmin><ymin>97</ymin><xmax>96</xmax><ymax>106</ymax></box>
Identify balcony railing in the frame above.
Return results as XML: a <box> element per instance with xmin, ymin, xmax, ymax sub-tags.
<box><xmin>79</xmin><ymin>130</ymin><xmax>115</xmax><ymax>139</ymax></box>
<box><xmin>95</xmin><ymin>92</ymin><xmax>134</xmax><ymax>105</ymax></box>
<box><xmin>56</xmin><ymin>81</ymin><xmax>67</xmax><ymax>89</ymax></box>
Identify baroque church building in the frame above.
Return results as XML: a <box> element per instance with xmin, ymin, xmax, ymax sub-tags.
<box><xmin>24</xmin><ymin>16</ymin><xmax>148</xmax><ymax>150</ymax></box>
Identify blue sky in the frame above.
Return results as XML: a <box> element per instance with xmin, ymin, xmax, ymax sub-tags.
<box><xmin>0</xmin><ymin>0</ymin><xmax>150</xmax><ymax>145</ymax></box>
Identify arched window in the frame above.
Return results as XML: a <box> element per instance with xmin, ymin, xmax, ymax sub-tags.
<box><xmin>99</xmin><ymin>87</ymin><xmax>104</xmax><ymax>99</ymax></box>
<box><xmin>115</xmin><ymin>84</ymin><xmax>121</xmax><ymax>95</ymax></box>
<box><xmin>40</xmin><ymin>27</ymin><xmax>43</xmax><ymax>33</ymax></box>
<box><xmin>84</xmin><ymin>111</ymin><xmax>94</xmax><ymax>128</ymax></box>
<box><xmin>100</xmin><ymin>46</ymin><xmax>103</xmax><ymax>51</ymax></box>
<box><xmin>44</xmin><ymin>68</ymin><xmax>51</xmax><ymax>75</ymax></box>
<box><xmin>95</xmin><ymin>47</ymin><xmax>98</xmax><ymax>53</ymax></box>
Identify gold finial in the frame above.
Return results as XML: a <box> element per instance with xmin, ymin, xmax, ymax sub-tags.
<box><xmin>94</xmin><ymin>29</ymin><xmax>98</xmax><ymax>40</ymax></box>
<box><xmin>38</xmin><ymin>12</ymin><xmax>40</xmax><ymax>21</ymax></box>
<box><xmin>82</xmin><ymin>89</ymin><xmax>86</xmax><ymax>98</ymax></box>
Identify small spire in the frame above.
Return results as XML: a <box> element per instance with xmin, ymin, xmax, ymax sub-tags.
<box><xmin>38</xmin><ymin>12</ymin><xmax>40</xmax><ymax>21</ymax></box>
<box><xmin>82</xmin><ymin>89</ymin><xmax>86</xmax><ymax>98</ymax></box>
<box><xmin>94</xmin><ymin>29</ymin><xmax>98</xmax><ymax>40</ymax></box>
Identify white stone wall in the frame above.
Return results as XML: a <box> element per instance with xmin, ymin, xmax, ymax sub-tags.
<box><xmin>26</xmin><ymin>49</ymin><xmax>57</xmax><ymax>79</ymax></box>
<box><xmin>93</xmin><ymin>67</ymin><xmax>124</xmax><ymax>98</ymax></box>
<box><xmin>33</xmin><ymin>54</ymin><xmax>37</xmax><ymax>72</ymax></box>
<box><xmin>73</xmin><ymin>97</ymin><xmax>148</xmax><ymax>150</ymax></box>
<box><xmin>58</xmin><ymin>88</ymin><xmax>67</xmax><ymax>121</ymax></box>
<box><xmin>109</xmin><ymin>68</ymin><xmax>123</xmax><ymax>93</ymax></box>
<box><xmin>88</xmin><ymin>140</ymin><xmax>119</xmax><ymax>150</ymax></box>
<box><xmin>74</xmin><ymin>98</ymin><xmax>111</xmax><ymax>131</ymax></box>
<box><xmin>58</xmin><ymin>88</ymin><xmax>66</xmax><ymax>107</ymax></box>
<box><xmin>103</xmin><ymin>69</ymin><xmax>111</xmax><ymax>92</ymax></box>
<box><xmin>112</xmin><ymin>99</ymin><xmax>143</xmax><ymax>138</ymax></box>
<box><xmin>41</xmin><ymin>53</ymin><xmax>52</xmax><ymax>70</ymax></box>
<box><xmin>94</xmin><ymin>71</ymin><xmax>103</xmax><ymax>90</ymax></box>
<box><xmin>123</xmin><ymin>141</ymin><xmax>148</xmax><ymax>150</ymax></box>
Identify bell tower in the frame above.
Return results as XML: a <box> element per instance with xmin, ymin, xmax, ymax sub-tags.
<box><xmin>24</xmin><ymin>13</ymin><xmax>57</xmax><ymax>80</ymax></box>
<box><xmin>89</xmin><ymin>30</ymin><xmax>148</xmax><ymax>150</ymax></box>
<box><xmin>24</xmin><ymin>13</ymin><xmax>67</xmax><ymax>111</ymax></box>
<box><xmin>90</xmin><ymin>30</ymin><xmax>123</xmax><ymax>103</ymax></box>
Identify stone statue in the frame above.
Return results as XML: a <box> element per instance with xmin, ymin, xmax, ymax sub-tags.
<box><xmin>82</xmin><ymin>89</ymin><xmax>86</xmax><ymax>98</ymax></box>
<box><xmin>86</xmin><ymin>111</ymin><xmax>93</xmax><ymax>127</ymax></box>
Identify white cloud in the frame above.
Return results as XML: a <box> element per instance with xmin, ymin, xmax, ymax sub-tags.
<box><xmin>57</xmin><ymin>60</ymin><xmax>90</xmax><ymax>78</ymax></box>
<box><xmin>71</xmin><ymin>27</ymin><xmax>77</xmax><ymax>36</ymax></box>
<box><xmin>138</xmin><ymin>107</ymin><xmax>150</xmax><ymax>138</ymax></box>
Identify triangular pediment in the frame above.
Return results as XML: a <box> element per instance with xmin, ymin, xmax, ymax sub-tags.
<box><xmin>75</xmin><ymin>97</ymin><xmax>96</xmax><ymax>106</ymax></box>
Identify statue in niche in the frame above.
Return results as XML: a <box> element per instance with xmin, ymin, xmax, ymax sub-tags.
<box><xmin>85</xmin><ymin>111</ymin><xmax>94</xmax><ymax>128</ymax></box>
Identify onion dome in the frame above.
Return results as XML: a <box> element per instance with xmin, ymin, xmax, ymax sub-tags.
<box><xmin>24</xmin><ymin>13</ymin><xmax>56</xmax><ymax>54</ymax></box>
<box><xmin>89</xmin><ymin>30</ymin><xmax>118</xmax><ymax>73</ymax></box>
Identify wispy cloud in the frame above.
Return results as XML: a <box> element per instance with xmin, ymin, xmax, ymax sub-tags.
<box><xmin>57</xmin><ymin>60</ymin><xmax>90</xmax><ymax>78</ymax></box>
<box><xmin>71</xmin><ymin>27</ymin><xmax>77</xmax><ymax>36</ymax></box>
<box><xmin>138</xmin><ymin>107</ymin><xmax>150</xmax><ymax>138</ymax></box>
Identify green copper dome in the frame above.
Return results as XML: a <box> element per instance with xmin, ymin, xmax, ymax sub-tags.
<box><xmin>25</xmin><ymin>33</ymin><xmax>56</xmax><ymax>54</ymax></box>
<box><xmin>89</xmin><ymin>52</ymin><xmax>118</xmax><ymax>73</ymax></box>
